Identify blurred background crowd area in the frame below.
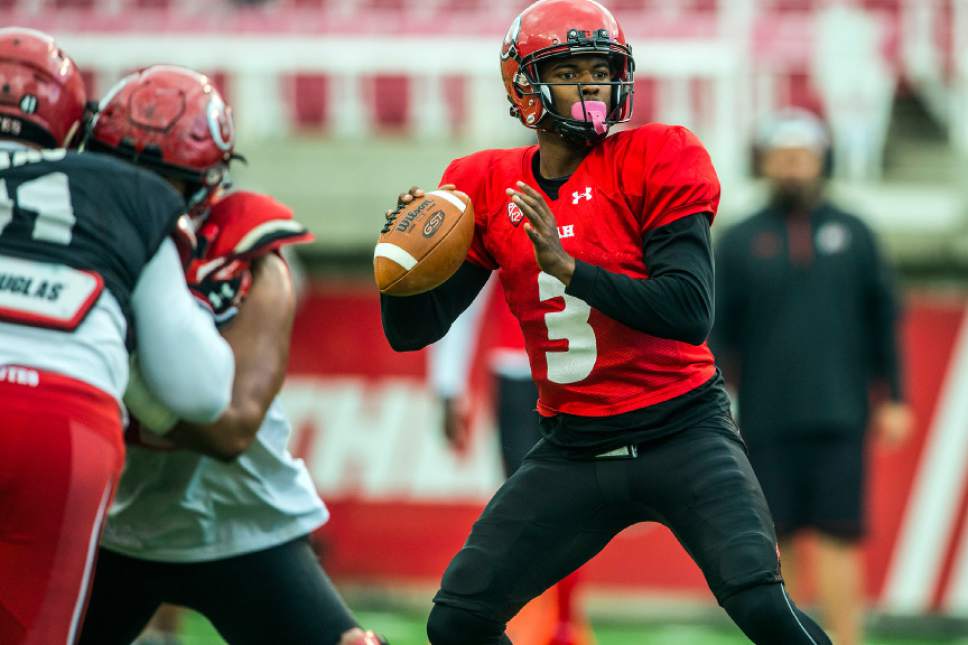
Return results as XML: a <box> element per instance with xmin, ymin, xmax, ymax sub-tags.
<box><xmin>9</xmin><ymin>0</ymin><xmax>968</xmax><ymax>273</ymax></box>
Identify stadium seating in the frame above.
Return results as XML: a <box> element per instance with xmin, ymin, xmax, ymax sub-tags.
<box><xmin>7</xmin><ymin>0</ymin><xmax>965</xmax><ymax>235</ymax></box>
<box><xmin>8</xmin><ymin>0</ymin><xmax>949</xmax><ymax>160</ymax></box>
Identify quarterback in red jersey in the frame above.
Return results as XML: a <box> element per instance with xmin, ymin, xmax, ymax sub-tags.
<box><xmin>380</xmin><ymin>1</ymin><xmax>832</xmax><ymax>644</ymax></box>
<box><xmin>443</xmin><ymin>121</ymin><xmax>719</xmax><ymax>418</ymax></box>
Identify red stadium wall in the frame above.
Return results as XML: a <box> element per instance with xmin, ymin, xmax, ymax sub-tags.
<box><xmin>281</xmin><ymin>283</ymin><xmax>968</xmax><ymax>616</ymax></box>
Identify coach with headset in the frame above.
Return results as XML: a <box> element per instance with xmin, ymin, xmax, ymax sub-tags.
<box><xmin>711</xmin><ymin>107</ymin><xmax>914</xmax><ymax>645</ymax></box>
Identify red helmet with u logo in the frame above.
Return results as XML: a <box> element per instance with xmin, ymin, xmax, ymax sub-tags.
<box><xmin>87</xmin><ymin>65</ymin><xmax>236</xmax><ymax>216</ymax></box>
<box><xmin>0</xmin><ymin>27</ymin><xmax>86</xmax><ymax>148</ymax></box>
<box><xmin>500</xmin><ymin>0</ymin><xmax>634</xmax><ymax>145</ymax></box>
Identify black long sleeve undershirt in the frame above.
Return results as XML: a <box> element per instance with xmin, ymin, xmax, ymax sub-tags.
<box><xmin>380</xmin><ymin>261</ymin><xmax>490</xmax><ymax>351</ymax></box>
<box><xmin>565</xmin><ymin>213</ymin><xmax>714</xmax><ymax>344</ymax></box>
<box><xmin>380</xmin><ymin>213</ymin><xmax>715</xmax><ymax>350</ymax></box>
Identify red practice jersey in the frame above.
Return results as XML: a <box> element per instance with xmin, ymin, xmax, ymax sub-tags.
<box><xmin>440</xmin><ymin>124</ymin><xmax>720</xmax><ymax>417</ymax></box>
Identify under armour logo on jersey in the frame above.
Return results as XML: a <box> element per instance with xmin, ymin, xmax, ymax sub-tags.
<box><xmin>572</xmin><ymin>187</ymin><xmax>593</xmax><ymax>204</ymax></box>
<box><xmin>208</xmin><ymin>282</ymin><xmax>237</xmax><ymax>311</ymax></box>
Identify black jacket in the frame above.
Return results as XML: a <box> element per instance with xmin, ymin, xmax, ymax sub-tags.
<box><xmin>711</xmin><ymin>201</ymin><xmax>903</xmax><ymax>440</ymax></box>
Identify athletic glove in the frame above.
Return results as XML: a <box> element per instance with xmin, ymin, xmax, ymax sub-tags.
<box><xmin>186</xmin><ymin>256</ymin><xmax>252</xmax><ymax>326</ymax></box>
<box><xmin>186</xmin><ymin>191</ymin><xmax>312</xmax><ymax>325</ymax></box>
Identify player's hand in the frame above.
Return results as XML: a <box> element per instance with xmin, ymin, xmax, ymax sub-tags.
<box><xmin>441</xmin><ymin>396</ymin><xmax>471</xmax><ymax>452</ymax></box>
<box><xmin>124</xmin><ymin>418</ymin><xmax>177</xmax><ymax>451</ymax></box>
<box><xmin>383</xmin><ymin>184</ymin><xmax>456</xmax><ymax>233</ymax></box>
<box><xmin>186</xmin><ymin>257</ymin><xmax>252</xmax><ymax>326</ymax></box>
<box><xmin>507</xmin><ymin>181</ymin><xmax>575</xmax><ymax>285</ymax></box>
<box><xmin>874</xmin><ymin>401</ymin><xmax>914</xmax><ymax>448</ymax></box>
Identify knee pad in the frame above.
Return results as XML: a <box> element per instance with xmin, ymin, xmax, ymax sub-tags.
<box><xmin>427</xmin><ymin>603</ymin><xmax>510</xmax><ymax>645</ymax></box>
<box><xmin>712</xmin><ymin>531</ymin><xmax>782</xmax><ymax>602</ymax></box>
<box><xmin>722</xmin><ymin>583</ymin><xmax>831</xmax><ymax>645</ymax></box>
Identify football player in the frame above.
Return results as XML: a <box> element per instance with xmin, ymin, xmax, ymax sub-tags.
<box><xmin>0</xmin><ymin>30</ymin><xmax>235</xmax><ymax>645</ymax></box>
<box><xmin>429</xmin><ymin>284</ymin><xmax>592</xmax><ymax>645</ymax></box>
<box><xmin>379</xmin><ymin>1</ymin><xmax>833</xmax><ymax>643</ymax></box>
<box><xmin>76</xmin><ymin>66</ymin><xmax>385</xmax><ymax>645</ymax></box>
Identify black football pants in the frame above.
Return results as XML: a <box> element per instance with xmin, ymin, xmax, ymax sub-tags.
<box><xmin>78</xmin><ymin>535</ymin><xmax>360</xmax><ymax>645</ymax></box>
<box><xmin>495</xmin><ymin>373</ymin><xmax>540</xmax><ymax>477</ymax></box>
<box><xmin>427</xmin><ymin>421</ymin><xmax>831</xmax><ymax>644</ymax></box>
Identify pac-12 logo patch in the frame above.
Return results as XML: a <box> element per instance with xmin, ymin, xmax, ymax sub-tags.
<box><xmin>816</xmin><ymin>222</ymin><xmax>851</xmax><ymax>255</ymax></box>
<box><xmin>508</xmin><ymin>201</ymin><xmax>525</xmax><ymax>226</ymax></box>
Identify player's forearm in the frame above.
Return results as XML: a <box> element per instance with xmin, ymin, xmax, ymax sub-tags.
<box><xmin>132</xmin><ymin>239</ymin><xmax>235</xmax><ymax>422</ymax></box>
<box><xmin>871</xmin><ymin>311</ymin><xmax>905</xmax><ymax>402</ymax></box>
<box><xmin>170</xmin><ymin>254</ymin><xmax>294</xmax><ymax>460</ymax></box>
<box><xmin>381</xmin><ymin>261</ymin><xmax>490</xmax><ymax>351</ymax></box>
<box><xmin>860</xmin><ymin>260</ymin><xmax>901</xmax><ymax>402</ymax></box>
<box><xmin>565</xmin><ymin>214</ymin><xmax>714</xmax><ymax>344</ymax></box>
<box><xmin>170</xmin><ymin>354</ymin><xmax>286</xmax><ymax>462</ymax></box>
<box><xmin>168</xmin><ymin>398</ymin><xmax>269</xmax><ymax>461</ymax></box>
<box><xmin>866</xmin><ymin>233</ymin><xmax>905</xmax><ymax>401</ymax></box>
<box><xmin>568</xmin><ymin>261</ymin><xmax>712</xmax><ymax>343</ymax></box>
<box><xmin>380</xmin><ymin>293</ymin><xmax>443</xmax><ymax>351</ymax></box>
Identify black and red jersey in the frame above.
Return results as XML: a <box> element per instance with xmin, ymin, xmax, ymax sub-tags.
<box><xmin>0</xmin><ymin>148</ymin><xmax>183</xmax><ymax>331</ymax></box>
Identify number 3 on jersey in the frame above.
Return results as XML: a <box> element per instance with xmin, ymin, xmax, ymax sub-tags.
<box><xmin>538</xmin><ymin>271</ymin><xmax>597</xmax><ymax>384</ymax></box>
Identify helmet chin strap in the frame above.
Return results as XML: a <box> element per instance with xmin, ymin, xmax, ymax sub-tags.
<box><xmin>554</xmin><ymin>122</ymin><xmax>605</xmax><ymax>147</ymax></box>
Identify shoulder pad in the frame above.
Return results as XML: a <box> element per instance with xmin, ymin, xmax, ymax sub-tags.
<box><xmin>198</xmin><ymin>190</ymin><xmax>313</xmax><ymax>261</ymax></box>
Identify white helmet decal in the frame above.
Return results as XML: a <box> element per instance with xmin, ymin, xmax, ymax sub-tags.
<box><xmin>206</xmin><ymin>93</ymin><xmax>233</xmax><ymax>153</ymax></box>
<box><xmin>501</xmin><ymin>14</ymin><xmax>523</xmax><ymax>60</ymax></box>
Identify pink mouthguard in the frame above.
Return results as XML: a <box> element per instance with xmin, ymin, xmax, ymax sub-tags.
<box><xmin>571</xmin><ymin>100</ymin><xmax>608</xmax><ymax>135</ymax></box>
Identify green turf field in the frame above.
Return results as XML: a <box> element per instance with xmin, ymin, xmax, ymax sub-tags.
<box><xmin>177</xmin><ymin>608</ymin><xmax>968</xmax><ymax>644</ymax></box>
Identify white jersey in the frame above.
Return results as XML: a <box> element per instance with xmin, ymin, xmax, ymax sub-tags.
<box><xmin>0</xmin><ymin>242</ymin><xmax>232</xmax><ymax>418</ymax></box>
<box><xmin>101</xmin><ymin>398</ymin><xmax>328</xmax><ymax>562</ymax></box>
<box><xmin>0</xmin><ymin>289</ymin><xmax>128</xmax><ymax>401</ymax></box>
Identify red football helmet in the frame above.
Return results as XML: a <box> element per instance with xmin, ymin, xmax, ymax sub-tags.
<box><xmin>500</xmin><ymin>0</ymin><xmax>634</xmax><ymax>144</ymax></box>
<box><xmin>0</xmin><ymin>27</ymin><xmax>86</xmax><ymax>147</ymax></box>
<box><xmin>87</xmin><ymin>65</ymin><xmax>236</xmax><ymax>216</ymax></box>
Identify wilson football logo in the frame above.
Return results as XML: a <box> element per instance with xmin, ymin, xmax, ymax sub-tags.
<box><xmin>507</xmin><ymin>202</ymin><xmax>525</xmax><ymax>226</ymax></box>
<box><xmin>395</xmin><ymin>199</ymin><xmax>433</xmax><ymax>233</ymax></box>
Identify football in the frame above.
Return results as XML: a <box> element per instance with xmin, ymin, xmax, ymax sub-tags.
<box><xmin>374</xmin><ymin>189</ymin><xmax>474</xmax><ymax>296</ymax></box>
